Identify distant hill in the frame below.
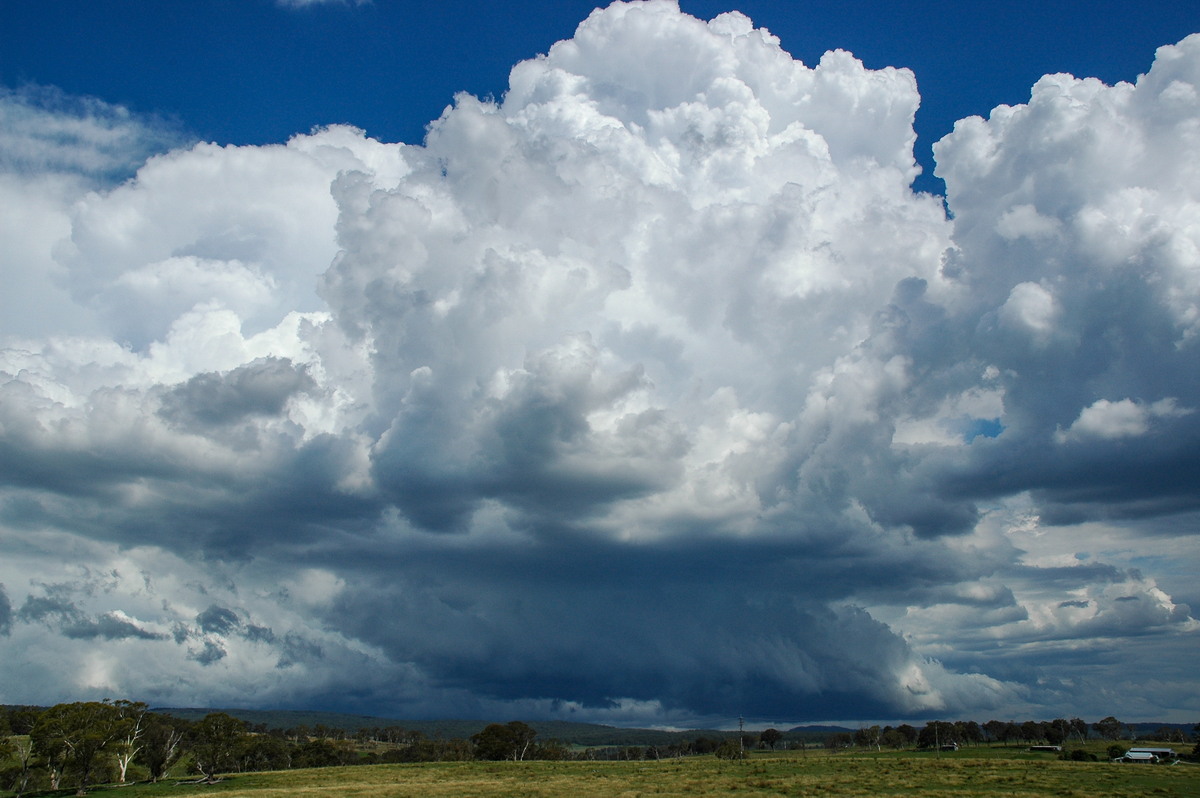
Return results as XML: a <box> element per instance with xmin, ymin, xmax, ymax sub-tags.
<box><xmin>785</xmin><ymin>721</ymin><xmax>1195</xmax><ymax>743</ymax></box>
<box><xmin>1125</xmin><ymin>722</ymin><xmax>1194</xmax><ymax>739</ymax></box>
<box><xmin>18</xmin><ymin>706</ymin><xmax>1191</xmax><ymax>747</ymax></box>
<box><xmin>152</xmin><ymin>708</ymin><xmax>734</xmax><ymax>746</ymax></box>
<box><xmin>786</xmin><ymin>725</ymin><xmax>855</xmax><ymax>742</ymax></box>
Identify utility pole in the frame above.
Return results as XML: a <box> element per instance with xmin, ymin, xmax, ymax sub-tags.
<box><xmin>738</xmin><ymin>716</ymin><xmax>745</xmax><ymax>757</ymax></box>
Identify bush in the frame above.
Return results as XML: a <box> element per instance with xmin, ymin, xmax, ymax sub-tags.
<box><xmin>1107</xmin><ymin>745</ymin><xmax>1127</xmax><ymax>760</ymax></box>
<box><xmin>714</xmin><ymin>740</ymin><xmax>745</xmax><ymax>760</ymax></box>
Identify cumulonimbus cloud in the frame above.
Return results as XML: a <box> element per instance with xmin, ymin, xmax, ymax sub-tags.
<box><xmin>0</xmin><ymin>2</ymin><xmax>1197</xmax><ymax>724</ymax></box>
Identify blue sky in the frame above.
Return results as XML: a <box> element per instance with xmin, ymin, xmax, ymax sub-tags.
<box><xmin>1</xmin><ymin>0</ymin><xmax>1199</xmax><ymax>728</ymax></box>
<box><xmin>5</xmin><ymin>0</ymin><xmax>1197</xmax><ymax>194</ymax></box>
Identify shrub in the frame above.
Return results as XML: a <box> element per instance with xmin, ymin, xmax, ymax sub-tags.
<box><xmin>714</xmin><ymin>740</ymin><xmax>745</xmax><ymax>760</ymax></box>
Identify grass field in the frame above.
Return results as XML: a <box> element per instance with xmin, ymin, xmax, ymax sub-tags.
<box><xmin>27</xmin><ymin>749</ymin><xmax>1197</xmax><ymax>798</ymax></box>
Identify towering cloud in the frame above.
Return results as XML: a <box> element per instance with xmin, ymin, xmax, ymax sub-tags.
<box><xmin>0</xmin><ymin>2</ymin><xmax>1196</xmax><ymax>725</ymax></box>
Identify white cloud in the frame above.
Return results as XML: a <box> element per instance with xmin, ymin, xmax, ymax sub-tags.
<box><xmin>1056</xmin><ymin>397</ymin><xmax>1190</xmax><ymax>442</ymax></box>
<box><xmin>999</xmin><ymin>281</ymin><xmax>1058</xmax><ymax>339</ymax></box>
<box><xmin>1</xmin><ymin>3</ymin><xmax>1199</xmax><ymax>724</ymax></box>
<box><xmin>0</xmin><ymin>85</ymin><xmax>182</xmax><ymax>180</ymax></box>
<box><xmin>53</xmin><ymin>126</ymin><xmax>407</xmax><ymax>348</ymax></box>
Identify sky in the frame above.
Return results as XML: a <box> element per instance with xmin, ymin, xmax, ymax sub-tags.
<box><xmin>0</xmin><ymin>0</ymin><xmax>1198</xmax><ymax>729</ymax></box>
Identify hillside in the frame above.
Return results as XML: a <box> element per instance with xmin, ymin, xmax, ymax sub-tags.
<box><xmin>152</xmin><ymin>708</ymin><xmax>737</xmax><ymax>746</ymax></box>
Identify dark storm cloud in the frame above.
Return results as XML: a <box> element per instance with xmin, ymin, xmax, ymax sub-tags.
<box><xmin>0</xmin><ymin>421</ymin><xmax>380</xmax><ymax>559</ymax></box>
<box><xmin>330</xmin><ymin>579</ymin><xmax>919</xmax><ymax>718</ymax></box>
<box><xmin>276</xmin><ymin>633</ymin><xmax>323</xmax><ymax>668</ymax></box>
<box><xmin>196</xmin><ymin>605</ymin><xmax>240</xmax><ymax>635</ymax></box>
<box><xmin>160</xmin><ymin>357</ymin><xmax>315</xmax><ymax>428</ymax></box>
<box><xmin>18</xmin><ymin>593</ymin><xmax>83</xmax><ymax>625</ymax></box>
<box><xmin>192</xmin><ymin>604</ymin><xmax>278</xmax><ymax>644</ymax></box>
<box><xmin>189</xmin><ymin>640</ymin><xmax>227</xmax><ymax>666</ymax></box>
<box><xmin>18</xmin><ymin>591</ymin><xmax>163</xmax><ymax>640</ymax></box>
<box><xmin>244</xmin><ymin>624</ymin><xmax>276</xmax><ymax>643</ymax></box>
<box><xmin>0</xmin><ymin>583</ymin><xmax>12</xmax><ymax>635</ymax></box>
<box><xmin>64</xmin><ymin>612</ymin><xmax>166</xmax><ymax>641</ymax></box>
<box><xmin>309</xmin><ymin>530</ymin><xmax>1016</xmax><ymax>720</ymax></box>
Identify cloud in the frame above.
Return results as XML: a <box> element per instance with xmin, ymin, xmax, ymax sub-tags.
<box><xmin>196</xmin><ymin>605</ymin><xmax>241</xmax><ymax>635</ymax></box>
<box><xmin>0</xmin><ymin>87</ymin><xmax>188</xmax><ymax>340</ymax></box>
<box><xmin>159</xmin><ymin>357</ymin><xmax>316</xmax><ymax>427</ymax></box>
<box><xmin>0</xmin><ymin>3</ymin><xmax>1198</xmax><ymax>725</ymax></box>
<box><xmin>17</xmin><ymin>588</ymin><xmax>165</xmax><ymax>641</ymax></box>
<box><xmin>52</xmin><ymin>125</ymin><xmax>406</xmax><ymax>348</ymax></box>
<box><xmin>1055</xmin><ymin>398</ymin><xmax>1190</xmax><ymax>442</ymax></box>
<box><xmin>0</xmin><ymin>584</ymin><xmax>11</xmax><ymax>636</ymax></box>
<box><xmin>0</xmin><ymin>85</ymin><xmax>184</xmax><ymax>181</ymax></box>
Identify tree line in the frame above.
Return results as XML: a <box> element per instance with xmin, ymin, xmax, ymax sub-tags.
<box><xmin>1</xmin><ymin>702</ymin><xmax>1196</xmax><ymax>796</ymax></box>
<box><xmin>820</xmin><ymin>717</ymin><xmax>1197</xmax><ymax>757</ymax></box>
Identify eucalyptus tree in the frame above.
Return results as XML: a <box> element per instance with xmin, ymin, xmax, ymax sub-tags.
<box><xmin>137</xmin><ymin>713</ymin><xmax>190</xmax><ymax>782</ymax></box>
<box><xmin>189</xmin><ymin>712</ymin><xmax>246</xmax><ymax>783</ymax></box>
<box><xmin>110</xmin><ymin>700</ymin><xmax>149</xmax><ymax>784</ymax></box>
<box><xmin>1092</xmin><ymin>716</ymin><xmax>1124</xmax><ymax>741</ymax></box>
<box><xmin>29</xmin><ymin>701</ymin><xmax>124</xmax><ymax>795</ymax></box>
<box><xmin>471</xmin><ymin>721</ymin><xmax>538</xmax><ymax>761</ymax></box>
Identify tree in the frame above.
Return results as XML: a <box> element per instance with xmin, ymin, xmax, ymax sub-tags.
<box><xmin>759</xmin><ymin>728</ymin><xmax>782</xmax><ymax>750</ymax></box>
<box><xmin>0</xmin><ymin>734</ymin><xmax>15</xmax><ymax>794</ymax></box>
<box><xmin>137</xmin><ymin>714</ymin><xmax>189</xmax><ymax>782</ymax></box>
<box><xmin>824</xmin><ymin>732</ymin><xmax>853</xmax><ymax>749</ymax></box>
<box><xmin>917</xmin><ymin>721</ymin><xmax>958</xmax><ymax>749</ymax></box>
<box><xmin>894</xmin><ymin>724</ymin><xmax>919</xmax><ymax>746</ymax></box>
<box><xmin>1046</xmin><ymin>719</ymin><xmax>1070</xmax><ymax>746</ymax></box>
<box><xmin>472</xmin><ymin>723</ymin><xmax>509</xmax><ymax>761</ymax></box>
<box><xmin>236</xmin><ymin>734</ymin><xmax>293</xmax><ymax>772</ymax></box>
<box><xmin>441</xmin><ymin>738</ymin><xmax>474</xmax><ymax>761</ymax></box>
<box><xmin>470</xmin><ymin>721</ymin><xmax>537</xmax><ymax>761</ymax></box>
<box><xmin>1152</xmin><ymin>726</ymin><xmax>1184</xmax><ymax>743</ymax></box>
<box><xmin>533</xmin><ymin>740</ymin><xmax>570</xmax><ymax>760</ymax></box>
<box><xmin>0</xmin><ymin>735</ymin><xmax>38</xmax><ymax>798</ymax></box>
<box><xmin>189</xmin><ymin>712</ymin><xmax>246</xmax><ymax>782</ymax></box>
<box><xmin>0</xmin><ymin>733</ymin><xmax>13</xmax><ymax>764</ymax></box>
<box><xmin>714</xmin><ymin>739</ymin><xmax>745</xmax><ymax>759</ymax></box>
<box><xmin>6</xmin><ymin>708</ymin><xmax>42</xmax><ymax>736</ymax></box>
<box><xmin>30</xmin><ymin>701</ymin><xmax>124</xmax><ymax>795</ymax></box>
<box><xmin>508</xmin><ymin>722</ymin><xmax>536</xmax><ymax>761</ymax></box>
<box><xmin>1092</xmin><ymin>717</ymin><xmax>1123</xmax><ymax>741</ymax></box>
<box><xmin>853</xmin><ymin>726</ymin><xmax>881</xmax><ymax>750</ymax></box>
<box><xmin>292</xmin><ymin>738</ymin><xmax>356</xmax><ymax>768</ymax></box>
<box><xmin>110</xmin><ymin>700</ymin><xmax>149</xmax><ymax>784</ymax></box>
<box><xmin>1020</xmin><ymin>721</ymin><xmax>1044</xmax><ymax>743</ymax></box>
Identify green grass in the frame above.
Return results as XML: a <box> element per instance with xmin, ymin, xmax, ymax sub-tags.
<box><xmin>17</xmin><ymin>750</ymin><xmax>1196</xmax><ymax>798</ymax></box>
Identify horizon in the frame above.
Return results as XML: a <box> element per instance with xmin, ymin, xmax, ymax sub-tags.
<box><xmin>1</xmin><ymin>0</ymin><xmax>1199</xmax><ymax>729</ymax></box>
<box><xmin>10</xmin><ymin>701</ymin><xmax>1198</xmax><ymax>734</ymax></box>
